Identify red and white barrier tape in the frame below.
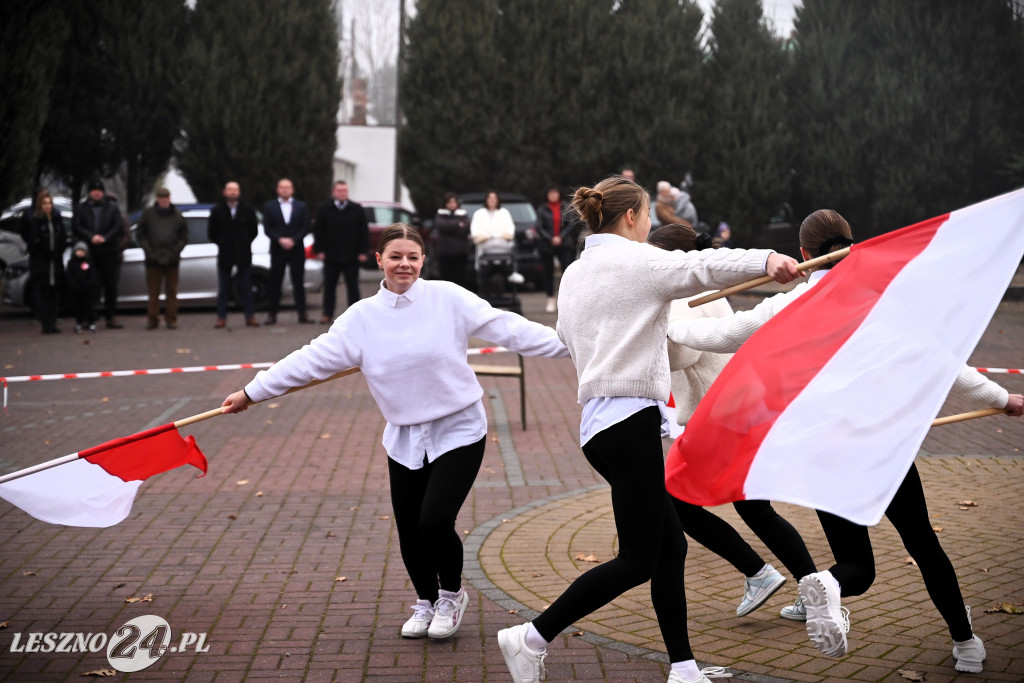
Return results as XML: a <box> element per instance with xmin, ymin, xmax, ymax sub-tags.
<box><xmin>0</xmin><ymin>347</ymin><xmax>512</xmax><ymax>410</ymax></box>
<box><xmin>973</xmin><ymin>367</ymin><xmax>1021</xmax><ymax>374</ymax></box>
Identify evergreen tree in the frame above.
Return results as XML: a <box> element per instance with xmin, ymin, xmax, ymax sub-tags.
<box><xmin>698</xmin><ymin>0</ymin><xmax>790</xmax><ymax>246</ymax></box>
<box><xmin>179</xmin><ymin>0</ymin><xmax>340</xmax><ymax>207</ymax></box>
<box><xmin>789</xmin><ymin>0</ymin><xmax>1024</xmax><ymax>235</ymax></box>
<box><xmin>0</xmin><ymin>1</ymin><xmax>69</xmax><ymax>210</ymax></box>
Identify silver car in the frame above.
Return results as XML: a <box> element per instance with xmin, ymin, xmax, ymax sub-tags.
<box><xmin>2</xmin><ymin>203</ymin><xmax>322</xmax><ymax>311</ymax></box>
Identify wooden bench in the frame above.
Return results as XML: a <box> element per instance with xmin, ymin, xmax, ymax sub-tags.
<box><xmin>470</xmin><ymin>353</ymin><xmax>526</xmax><ymax>430</ymax></box>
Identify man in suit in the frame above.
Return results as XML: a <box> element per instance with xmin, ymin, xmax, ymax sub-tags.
<box><xmin>262</xmin><ymin>177</ymin><xmax>312</xmax><ymax>324</ymax></box>
<box><xmin>208</xmin><ymin>181</ymin><xmax>260</xmax><ymax>328</ymax></box>
<box><xmin>313</xmin><ymin>180</ymin><xmax>369</xmax><ymax>323</ymax></box>
<box><xmin>72</xmin><ymin>180</ymin><xmax>126</xmax><ymax>329</ymax></box>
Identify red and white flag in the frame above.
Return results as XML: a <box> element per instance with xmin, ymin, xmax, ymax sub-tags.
<box><xmin>0</xmin><ymin>424</ymin><xmax>207</xmax><ymax>527</ymax></box>
<box><xmin>666</xmin><ymin>189</ymin><xmax>1024</xmax><ymax>525</ymax></box>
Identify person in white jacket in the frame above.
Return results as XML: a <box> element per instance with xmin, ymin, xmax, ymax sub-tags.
<box><xmin>651</xmin><ymin>224</ymin><xmax>819</xmax><ymax>622</ymax></box>
<box><xmin>668</xmin><ymin>209</ymin><xmax>1024</xmax><ymax>674</ymax></box>
<box><xmin>222</xmin><ymin>223</ymin><xmax>569</xmax><ymax>643</ymax></box>
<box><xmin>496</xmin><ymin>176</ymin><xmax>802</xmax><ymax>683</ymax></box>
<box><xmin>470</xmin><ymin>191</ymin><xmax>517</xmax><ymax>297</ymax></box>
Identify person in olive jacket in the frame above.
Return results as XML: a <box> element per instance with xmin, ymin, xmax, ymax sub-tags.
<box><xmin>27</xmin><ymin>190</ymin><xmax>67</xmax><ymax>334</ymax></box>
<box><xmin>208</xmin><ymin>181</ymin><xmax>260</xmax><ymax>328</ymax></box>
<box><xmin>72</xmin><ymin>180</ymin><xmax>125</xmax><ymax>328</ymax></box>
<box><xmin>136</xmin><ymin>188</ymin><xmax>189</xmax><ymax>329</ymax></box>
<box><xmin>313</xmin><ymin>180</ymin><xmax>369</xmax><ymax>322</ymax></box>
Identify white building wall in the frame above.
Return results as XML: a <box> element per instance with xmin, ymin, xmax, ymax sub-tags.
<box><xmin>334</xmin><ymin>125</ymin><xmax>397</xmax><ymax>203</ymax></box>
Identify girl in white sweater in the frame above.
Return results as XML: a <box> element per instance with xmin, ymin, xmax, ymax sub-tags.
<box><xmin>497</xmin><ymin>176</ymin><xmax>801</xmax><ymax>683</ymax></box>
<box><xmin>668</xmin><ymin>209</ymin><xmax>1024</xmax><ymax>673</ymax></box>
<box><xmin>222</xmin><ymin>224</ymin><xmax>568</xmax><ymax>642</ymax></box>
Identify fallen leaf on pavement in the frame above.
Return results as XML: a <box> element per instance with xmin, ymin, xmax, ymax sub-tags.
<box><xmin>575</xmin><ymin>553</ymin><xmax>599</xmax><ymax>563</ymax></box>
<box><xmin>509</xmin><ymin>609</ymin><xmax>519</xmax><ymax>614</ymax></box>
<box><xmin>335</xmin><ymin>577</ymin><xmax>346</xmax><ymax>582</ymax></box>
<box><xmin>256</xmin><ymin>491</ymin><xmax>263</xmax><ymax>497</ymax></box>
<box><xmin>227</xmin><ymin>514</ymin><xmax>236</xmax><ymax>520</ymax></box>
<box><xmin>325</xmin><ymin>532</ymin><xmax>335</xmax><ymax>538</ymax></box>
<box><xmin>984</xmin><ymin>603</ymin><xmax>1024</xmax><ymax>614</ymax></box>
<box><xmin>124</xmin><ymin>594</ymin><xmax>153</xmax><ymax>604</ymax></box>
<box><xmin>463</xmin><ymin>530</ymin><xmax>469</xmax><ymax>535</ymax></box>
<box><xmin>502</xmin><ymin>519</ymin><xmax>511</xmax><ymax>523</ymax></box>
<box><xmin>236</xmin><ymin>479</ymin><xmax>249</xmax><ymax>485</ymax></box>
<box><xmin>572</xmin><ymin>631</ymin><xmax>584</xmax><ymax>637</ymax></box>
<box><xmin>22</xmin><ymin>571</ymin><xmax>37</xmax><ymax>576</ymax></box>
<box><xmin>980</xmin><ymin>568</ymin><xmax>989</xmax><ymax>573</ymax></box>
<box><xmin>490</xmin><ymin>437</ymin><xmax>499</xmax><ymax>442</ymax></box>
<box><xmin>267</xmin><ymin>403</ymin><xmax>280</xmax><ymax>409</ymax></box>
<box><xmin>904</xmin><ymin>557</ymin><xmax>917</xmax><ymax>566</ymax></box>
<box><xmin>956</xmin><ymin>501</ymin><xmax>978</xmax><ymax>507</ymax></box>
<box><xmin>0</xmin><ymin>621</ymin><xmax>9</xmax><ymax>629</ymax></box>
<box><xmin>101</xmin><ymin>397</ymin><xmax>109</xmax><ymax>402</ymax></box>
<box><xmin>932</xmin><ymin>526</ymin><xmax>943</xmax><ymax>533</ymax></box>
<box><xmin>319</xmin><ymin>434</ymin><xmax>330</xmax><ymax>439</ymax></box>
<box><xmin>897</xmin><ymin>670</ymin><xmax>925</xmax><ymax>681</ymax></box>
<box><xmin>175</xmin><ymin>348</ymin><xmax>190</xmax><ymax>354</ymax></box>
<box><xmin>349</xmin><ymin>507</ymin><xmax>358</xmax><ymax>511</ymax></box>
<box><xmin>80</xmin><ymin>670</ymin><xmax>116</xmax><ymax>677</ymax></box>
<box><xmin>958</xmin><ymin>507</ymin><xmax>970</xmax><ymax>511</ymax></box>
<box><xmin>112</xmin><ymin>583</ymin><xmax>125</xmax><ymax>590</ymax></box>
<box><xmin>379</xmin><ymin>516</ymin><xmax>390</xmax><ymax>520</ymax></box>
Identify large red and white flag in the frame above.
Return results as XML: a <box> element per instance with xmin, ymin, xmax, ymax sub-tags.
<box><xmin>665</xmin><ymin>189</ymin><xmax>1024</xmax><ymax>525</ymax></box>
<box><xmin>0</xmin><ymin>424</ymin><xmax>207</xmax><ymax>527</ymax></box>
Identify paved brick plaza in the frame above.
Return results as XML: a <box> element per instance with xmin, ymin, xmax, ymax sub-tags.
<box><xmin>1</xmin><ymin>282</ymin><xmax>1021</xmax><ymax>682</ymax></box>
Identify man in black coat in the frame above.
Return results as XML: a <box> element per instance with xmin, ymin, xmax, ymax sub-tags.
<box><xmin>262</xmin><ymin>177</ymin><xmax>312</xmax><ymax>324</ymax></box>
<box><xmin>313</xmin><ymin>180</ymin><xmax>369</xmax><ymax>323</ymax></box>
<box><xmin>208</xmin><ymin>181</ymin><xmax>260</xmax><ymax>328</ymax></box>
<box><xmin>72</xmin><ymin>180</ymin><xmax>125</xmax><ymax>328</ymax></box>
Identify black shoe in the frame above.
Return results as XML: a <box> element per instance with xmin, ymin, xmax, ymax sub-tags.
<box><xmin>106</xmin><ymin>318</ymin><xmax>124</xmax><ymax>329</ymax></box>
<box><xmin>298</xmin><ymin>315</ymin><xmax>314</xmax><ymax>324</ymax></box>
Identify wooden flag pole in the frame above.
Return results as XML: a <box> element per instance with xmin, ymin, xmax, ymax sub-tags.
<box><xmin>931</xmin><ymin>407</ymin><xmax>1004</xmax><ymax>427</ymax></box>
<box><xmin>687</xmin><ymin>247</ymin><xmax>851</xmax><ymax>308</ymax></box>
<box><xmin>0</xmin><ymin>367</ymin><xmax>361</xmax><ymax>485</ymax></box>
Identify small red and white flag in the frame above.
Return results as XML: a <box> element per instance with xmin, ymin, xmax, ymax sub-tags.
<box><xmin>0</xmin><ymin>424</ymin><xmax>207</xmax><ymax>527</ymax></box>
<box><xmin>666</xmin><ymin>189</ymin><xmax>1024</xmax><ymax>525</ymax></box>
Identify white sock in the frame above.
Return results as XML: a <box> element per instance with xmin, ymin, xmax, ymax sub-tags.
<box><xmin>524</xmin><ymin>622</ymin><xmax>548</xmax><ymax>652</ymax></box>
<box><xmin>671</xmin><ymin>659</ymin><xmax>701</xmax><ymax>680</ymax></box>
<box><xmin>438</xmin><ymin>587</ymin><xmax>461</xmax><ymax>600</ymax></box>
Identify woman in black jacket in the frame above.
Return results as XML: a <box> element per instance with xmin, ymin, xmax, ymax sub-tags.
<box><xmin>433</xmin><ymin>193</ymin><xmax>471</xmax><ymax>288</ymax></box>
<box><xmin>27</xmin><ymin>190</ymin><xmax>67</xmax><ymax>334</ymax></box>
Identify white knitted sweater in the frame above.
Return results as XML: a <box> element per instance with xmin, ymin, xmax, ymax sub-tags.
<box><xmin>666</xmin><ymin>295</ymin><xmax>734</xmax><ymax>425</ymax></box>
<box><xmin>667</xmin><ymin>271</ymin><xmax>1009</xmax><ymax>409</ymax></box>
<box><xmin>556</xmin><ymin>234</ymin><xmax>772</xmax><ymax>404</ymax></box>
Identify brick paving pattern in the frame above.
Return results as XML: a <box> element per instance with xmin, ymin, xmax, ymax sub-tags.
<box><xmin>0</xmin><ymin>280</ymin><xmax>1021</xmax><ymax>682</ymax></box>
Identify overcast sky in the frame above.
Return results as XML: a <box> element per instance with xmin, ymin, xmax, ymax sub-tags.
<box><xmin>695</xmin><ymin>0</ymin><xmax>801</xmax><ymax>37</ymax></box>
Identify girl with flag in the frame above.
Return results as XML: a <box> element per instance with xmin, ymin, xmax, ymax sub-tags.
<box><xmin>222</xmin><ymin>223</ymin><xmax>569</xmax><ymax>643</ymax></box>
<box><xmin>650</xmin><ymin>223</ymin><xmax>818</xmax><ymax>622</ymax></box>
<box><xmin>667</xmin><ymin>209</ymin><xmax>1024</xmax><ymax>673</ymax></box>
<box><xmin>496</xmin><ymin>176</ymin><xmax>801</xmax><ymax>683</ymax></box>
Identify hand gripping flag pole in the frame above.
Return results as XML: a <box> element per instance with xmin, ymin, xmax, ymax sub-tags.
<box><xmin>0</xmin><ymin>367</ymin><xmax>360</xmax><ymax>527</ymax></box>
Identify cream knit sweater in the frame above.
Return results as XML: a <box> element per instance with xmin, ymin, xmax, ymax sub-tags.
<box><xmin>556</xmin><ymin>234</ymin><xmax>772</xmax><ymax>404</ymax></box>
<box><xmin>666</xmin><ymin>295</ymin><xmax>734</xmax><ymax>425</ymax></box>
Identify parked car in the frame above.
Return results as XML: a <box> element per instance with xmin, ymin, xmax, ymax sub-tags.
<box><xmin>358</xmin><ymin>201</ymin><xmax>421</xmax><ymax>269</ymax></box>
<box><xmin>2</xmin><ymin>203</ymin><xmax>322</xmax><ymax>312</ymax></box>
<box><xmin>0</xmin><ymin>195</ymin><xmax>74</xmax><ymax>274</ymax></box>
<box><xmin>425</xmin><ymin>193</ymin><xmax>543</xmax><ymax>291</ymax></box>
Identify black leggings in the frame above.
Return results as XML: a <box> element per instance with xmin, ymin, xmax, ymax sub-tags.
<box><xmin>816</xmin><ymin>462</ymin><xmax>971</xmax><ymax>641</ymax></box>
<box><xmin>672</xmin><ymin>499</ymin><xmax>817</xmax><ymax>581</ymax></box>
<box><xmin>533</xmin><ymin>407</ymin><xmax>692</xmax><ymax>662</ymax></box>
<box><xmin>387</xmin><ymin>438</ymin><xmax>485</xmax><ymax>603</ymax></box>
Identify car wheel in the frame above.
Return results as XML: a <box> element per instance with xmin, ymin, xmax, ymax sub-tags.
<box><xmin>233</xmin><ymin>268</ymin><xmax>270</xmax><ymax>311</ymax></box>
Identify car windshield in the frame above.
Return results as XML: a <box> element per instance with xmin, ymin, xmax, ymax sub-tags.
<box><xmin>462</xmin><ymin>202</ymin><xmax>537</xmax><ymax>223</ymax></box>
<box><xmin>370</xmin><ymin>206</ymin><xmax>415</xmax><ymax>225</ymax></box>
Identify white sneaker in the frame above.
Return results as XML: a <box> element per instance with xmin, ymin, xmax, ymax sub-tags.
<box><xmin>400</xmin><ymin>599</ymin><xmax>434</xmax><ymax>638</ymax></box>
<box><xmin>736</xmin><ymin>564</ymin><xmax>786</xmax><ymax>616</ymax></box>
<box><xmin>799</xmin><ymin>571</ymin><xmax>850</xmax><ymax>657</ymax></box>
<box><xmin>427</xmin><ymin>588</ymin><xmax>469</xmax><ymax>639</ymax></box>
<box><xmin>953</xmin><ymin>634</ymin><xmax>986</xmax><ymax>673</ymax></box>
<box><xmin>780</xmin><ymin>595</ymin><xmax>806</xmax><ymax>621</ymax></box>
<box><xmin>497</xmin><ymin>623</ymin><xmax>546</xmax><ymax>683</ymax></box>
<box><xmin>545</xmin><ymin>297</ymin><xmax>556</xmax><ymax>313</ymax></box>
<box><xmin>667</xmin><ymin>666</ymin><xmax>733</xmax><ymax>682</ymax></box>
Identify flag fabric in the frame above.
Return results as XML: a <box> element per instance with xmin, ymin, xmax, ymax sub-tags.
<box><xmin>0</xmin><ymin>424</ymin><xmax>207</xmax><ymax>527</ymax></box>
<box><xmin>665</xmin><ymin>189</ymin><xmax>1024</xmax><ymax>525</ymax></box>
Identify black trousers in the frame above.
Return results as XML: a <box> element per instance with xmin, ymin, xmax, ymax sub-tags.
<box><xmin>533</xmin><ymin>407</ymin><xmax>692</xmax><ymax>662</ymax></box>
<box><xmin>816</xmin><ymin>462</ymin><xmax>971</xmax><ymax>641</ymax></box>
<box><xmin>267</xmin><ymin>247</ymin><xmax>306</xmax><ymax>317</ymax></box>
<box><xmin>69</xmin><ymin>287</ymin><xmax>97</xmax><ymax>326</ymax></box>
<box><xmin>91</xmin><ymin>250</ymin><xmax>121</xmax><ymax>321</ymax></box>
<box><xmin>539</xmin><ymin>245</ymin><xmax>576</xmax><ymax>297</ymax></box>
<box><xmin>321</xmin><ymin>261</ymin><xmax>361</xmax><ymax>317</ymax></box>
<box><xmin>387</xmin><ymin>438</ymin><xmax>486</xmax><ymax>603</ymax></box>
<box><xmin>437</xmin><ymin>254</ymin><xmax>468</xmax><ymax>289</ymax></box>
<box><xmin>37</xmin><ymin>283</ymin><xmax>60</xmax><ymax>332</ymax></box>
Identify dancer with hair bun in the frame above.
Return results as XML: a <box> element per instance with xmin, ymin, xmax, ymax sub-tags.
<box><xmin>497</xmin><ymin>177</ymin><xmax>801</xmax><ymax>683</ymax></box>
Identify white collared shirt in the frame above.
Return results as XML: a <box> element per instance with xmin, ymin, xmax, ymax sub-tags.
<box><xmin>279</xmin><ymin>197</ymin><xmax>293</xmax><ymax>224</ymax></box>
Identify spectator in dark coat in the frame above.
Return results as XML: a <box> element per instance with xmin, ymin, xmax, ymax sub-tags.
<box><xmin>66</xmin><ymin>241</ymin><xmax>99</xmax><ymax>333</ymax></box>
<box><xmin>72</xmin><ymin>180</ymin><xmax>125</xmax><ymax>328</ymax></box>
<box><xmin>262</xmin><ymin>178</ymin><xmax>312</xmax><ymax>324</ymax></box>
<box><xmin>313</xmin><ymin>180</ymin><xmax>368</xmax><ymax>322</ymax></box>
<box><xmin>208</xmin><ymin>181</ymin><xmax>260</xmax><ymax>328</ymax></box>
<box><xmin>27</xmin><ymin>190</ymin><xmax>67</xmax><ymax>334</ymax></box>
<box><xmin>136</xmin><ymin>188</ymin><xmax>189</xmax><ymax>329</ymax></box>
<box><xmin>433</xmin><ymin>192</ymin><xmax>470</xmax><ymax>288</ymax></box>
<box><xmin>535</xmin><ymin>185</ymin><xmax>579</xmax><ymax>313</ymax></box>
